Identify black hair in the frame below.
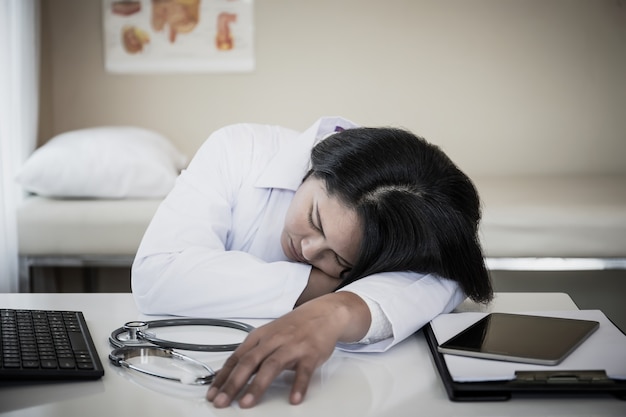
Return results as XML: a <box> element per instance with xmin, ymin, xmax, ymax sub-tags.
<box><xmin>306</xmin><ymin>127</ymin><xmax>492</xmax><ymax>303</ymax></box>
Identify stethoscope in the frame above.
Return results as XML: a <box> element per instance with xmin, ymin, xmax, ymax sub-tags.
<box><xmin>109</xmin><ymin>318</ymin><xmax>255</xmax><ymax>385</ymax></box>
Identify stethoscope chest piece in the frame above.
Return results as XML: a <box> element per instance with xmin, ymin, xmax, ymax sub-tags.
<box><xmin>114</xmin><ymin>321</ymin><xmax>152</xmax><ymax>346</ymax></box>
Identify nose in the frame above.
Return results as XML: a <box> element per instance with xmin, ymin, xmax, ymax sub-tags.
<box><xmin>301</xmin><ymin>235</ymin><xmax>325</xmax><ymax>262</ymax></box>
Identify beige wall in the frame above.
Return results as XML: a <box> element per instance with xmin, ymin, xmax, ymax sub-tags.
<box><xmin>40</xmin><ymin>0</ymin><xmax>626</xmax><ymax>177</ymax></box>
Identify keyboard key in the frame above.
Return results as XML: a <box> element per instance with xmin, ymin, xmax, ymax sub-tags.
<box><xmin>3</xmin><ymin>361</ymin><xmax>20</xmax><ymax>368</ymax></box>
<box><xmin>77</xmin><ymin>361</ymin><xmax>93</xmax><ymax>369</ymax></box>
<box><xmin>58</xmin><ymin>358</ymin><xmax>76</xmax><ymax>369</ymax></box>
<box><xmin>22</xmin><ymin>360</ymin><xmax>39</xmax><ymax>368</ymax></box>
<box><xmin>41</xmin><ymin>360</ymin><xmax>58</xmax><ymax>369</ymax></box>
<box><xmin>68</xmin><ymin>331</ymin><xmax>88</xmax><ymax>351</ymax></box>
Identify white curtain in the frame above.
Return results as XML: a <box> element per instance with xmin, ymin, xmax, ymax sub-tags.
<box><xmin>0</xmin><ymin>0</ymin><xmax>40</xmax><ymax>292</ymax></box>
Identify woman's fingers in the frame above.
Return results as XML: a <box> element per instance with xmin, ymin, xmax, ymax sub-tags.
<box><xmin>206</xmin><ymin>293</ymin><xmax>370</xmax><ymax>408</ymax></box>
<box><xmin>207</xmin><ymin>332</ymin><xmax>270</xmax><ymax>406</ymax></box>
<box><xmin>236</xmin><ymin>351</ymin><xmax>298</xmax><ymax>408</ymax></box>
<box><xmin>214</xmin><ymin>348</ymin><xmax>286</xmax><ymax>407</ymax></box>
<box><xmin>208</xmin><ymin>334</ymin><xmax>308</xmax><ymax>407</ymax></box>
<box><xmin>206</xmin><ymin>323</ymin><xmax>322</xmax><ymax>408</ymax></box>
<box><xmin>208</xmin><ymin>353</ymin><xmax>258</xmax><ymax>407</ymax></box>
<box><xmin>206</xmin><ymin>330</ymin><xmax>256</xmax><ymax>398</ymax></box>
<box><xmin>289</xmin><ymin>362</ymin><xmax>316</xmax><ymax>405</ymax></box>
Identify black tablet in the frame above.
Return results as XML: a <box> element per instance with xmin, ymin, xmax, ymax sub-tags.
<box><xmin>437</xmin><ymin>313</ymin><xmax>599</xmax><ymax>366</ymax></box>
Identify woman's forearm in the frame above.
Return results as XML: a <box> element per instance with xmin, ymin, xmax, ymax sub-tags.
<box><xmin>300</xmin><ymin>291</ymin><xmax>372</xmax><ymax>344</ymax></box>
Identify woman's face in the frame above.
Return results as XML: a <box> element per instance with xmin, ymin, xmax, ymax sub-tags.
<box><xmin>281</xmin><ymin>177</ymin><xmax>362</xmax><ymax>278</ymax></box>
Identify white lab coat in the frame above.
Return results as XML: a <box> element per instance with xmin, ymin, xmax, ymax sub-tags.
<box><xmin>132</xmin><ymin>117</ymin><xmax>466</xmax><ymax>352</ymax></box>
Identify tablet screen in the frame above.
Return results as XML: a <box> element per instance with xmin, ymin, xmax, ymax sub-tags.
<box><xmin>437</xmin><ymin>313</ymin><xmax>599</xmax><ymax>365</ymax></box>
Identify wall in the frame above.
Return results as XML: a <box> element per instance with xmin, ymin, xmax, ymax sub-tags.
<box><xmin>40</xmin><ymin>0</ymin><xmax>626</xmax><ymax>177</ymax></box>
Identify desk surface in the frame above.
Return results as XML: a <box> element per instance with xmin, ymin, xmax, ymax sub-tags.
<box><xmin>1</xmin><ymin>292</ymin><xmax>624</xmax><ymax>417</ymax></box>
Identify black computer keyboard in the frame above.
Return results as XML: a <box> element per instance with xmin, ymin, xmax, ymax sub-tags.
<box><xmin>0</xmin><ymin>309</ymin><xmax>104</xmax><ymax>381</ymax></box>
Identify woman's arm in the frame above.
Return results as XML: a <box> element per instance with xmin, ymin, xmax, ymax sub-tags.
<box><xmin>206</xmin><ymin>271</ymin><xmax>465</xmax><ymax>408</ymax></box>
<box><xmin>132</xmin><ymin>124</ymin><xmax>310</xmax><ymax>318</ymax></box>
<box><xmin>207</xmin><ymin>291</ymin><xmax>370</xmax><ymax>408</ymax></box>
<box><xmin>336</xmin><ymin>271</ymin><xmax>467</xmax><ymax>352</ymax></box>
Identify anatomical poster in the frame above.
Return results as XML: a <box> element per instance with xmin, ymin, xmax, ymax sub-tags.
<box><xmin>103</xmin><ymin>0</ymin><xmax>254</xmax><ymax>73</ymax></box>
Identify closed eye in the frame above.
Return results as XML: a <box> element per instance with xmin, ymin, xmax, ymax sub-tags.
<box><xmin>335</xmin><ymin>253</ymin><xmax>353</xmax><ymax>271</ymax></box>
<box><xmin>310</xmin><ymin>202</ymin><xmax>354</xmax><ymax>274</ymax></box>
<box><xmin>308</xmin><ymin>208</ymin><xmax>320</xmax><ymax>232</ymax></box>
<box><xmin>339</xmin><ymin>266</ymin><xmax>351</xmax><ymax>280</ymax></box>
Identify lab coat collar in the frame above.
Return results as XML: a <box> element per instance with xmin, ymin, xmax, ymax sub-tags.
<box><xmin>254</xmin><ymin>116</ymin><xmax>360</xmax><ymax>191</ymax></box>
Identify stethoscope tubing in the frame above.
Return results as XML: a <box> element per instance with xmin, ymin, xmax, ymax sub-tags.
<box><xmin>109</xmin><ymin>346</ymin><xmax>216</xmax><ymax>385</ymax></box>
<box><xmin>109</xmin><ymin>318</ymin><xmax>255</xmax><ymax>351</ymax></box>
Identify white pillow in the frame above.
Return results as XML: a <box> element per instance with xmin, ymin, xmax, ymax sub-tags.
<box><xmin>16</xmin><ymin>126</ymin><xmax>188</xmax><ymax>198</ymax></box>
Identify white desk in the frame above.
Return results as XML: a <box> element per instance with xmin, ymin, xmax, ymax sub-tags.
<box><xmin>1</xmin><ymin>292</ymin><xmax>624</xmax><ymax>417</ymax></box>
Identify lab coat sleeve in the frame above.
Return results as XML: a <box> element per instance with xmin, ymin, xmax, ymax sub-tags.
<box><xmin>132</xmin><ymin>125</ymin><xmax>310</xmax><ymax>318</ymax></box>
<box><xmin>335</xmin><ymin>272</ymin><xmax>466</xmax><ymax>353</ymax></box>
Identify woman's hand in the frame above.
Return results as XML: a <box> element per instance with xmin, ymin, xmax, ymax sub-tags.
<box><xmin>206</xmin><ymin>292</ymin><xmax>371</xmax><ymax>408</ymax></box>
<box><xmin>294</xmin><ymin>267</ymin><xmax>343</xmax><ymax>307</ymax></box>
